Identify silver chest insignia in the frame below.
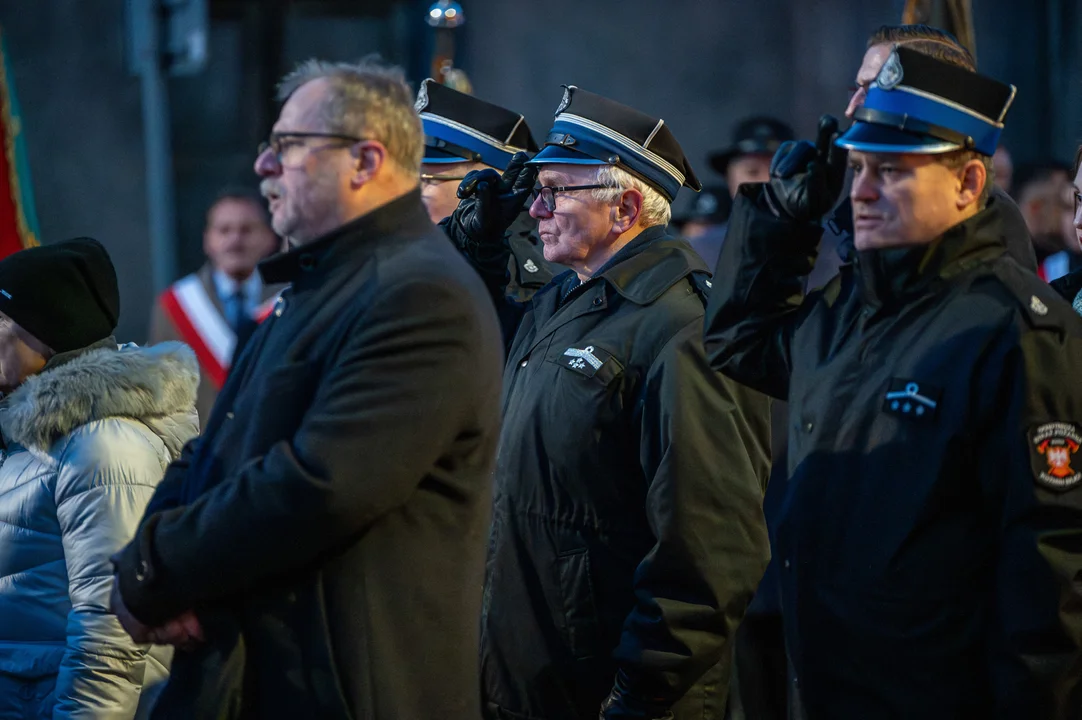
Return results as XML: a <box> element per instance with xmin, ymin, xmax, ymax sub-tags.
<box><xmin>883</xmin><ymin>379</ymin><xmax>942</xmax><ymax>422</ymax></box>
<box><xmin>563</xmin><ymin>345</ymin><xmax>604</xmax><ymax>371</ymax></box>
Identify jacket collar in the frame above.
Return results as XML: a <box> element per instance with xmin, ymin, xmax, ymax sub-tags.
<box><xmin>593</xmin><ymin>224</ymin><xmax>708</xmax><ymax>305</ymax></box>
<box><xmin>1052</xmin><ymin>268</ymin><xmax>1082</xmax><ymax>306</ymax></box>
<box><xmin>260</xmin><ymin>188</ymin><xmax>432</xmax><ymax>290</ymax></box>
<box><xmin>0</xmin><ymin>341</ymin><xmax>199</xmax><ymax>452</ymax></box>
<box><xmin>856</xmin><ymin>196</ymin><xmax>1009</xmax><ymax>309</ymax></box>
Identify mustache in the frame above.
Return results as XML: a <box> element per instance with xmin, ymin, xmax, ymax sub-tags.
<box><xmin>260</xmin><ymin>180</ymin><xmax>282</xmax><ymax>199</ymax></box>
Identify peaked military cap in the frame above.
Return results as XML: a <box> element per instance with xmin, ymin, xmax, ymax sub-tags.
<box><xmin>415</xmin><ymin>79</ymin><xmax>538</xmax><ymax>170</ymax></box>
<box><xmin>709</xmin><ymin>116</ymin><xmax>795</xmax><ymax>175</ymax></box>
<box><xmin>837</xmin><ymin>46</ymin><xmax>1016</xmax><ymax>156</ymax></box>
<box><xmin>528</xmin><ymin>86</ymin><xmax>701</xmax><ymax>202</ymax></box>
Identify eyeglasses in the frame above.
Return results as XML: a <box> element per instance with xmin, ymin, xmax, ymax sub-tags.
<box><xmin>420</xmin><ymin>173</ymin><xmax>468</xmax><ymax>188</ymax></box>
<box><xmin>531</xmin><ymin>184</ymin><xmax>607</xmax><ymax>212</ymax></box>
<box><xmin>257</xmin><ymin>132</ymin><xmax>364</xmax><ymax>167</ymax></box>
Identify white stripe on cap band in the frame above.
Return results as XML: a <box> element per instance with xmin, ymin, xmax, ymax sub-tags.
<box><xmin>420</xmin><ymin>113</ymin><xmax>526</xmax><ymax>155</ymax></box>
<box><xmin>892</xmin><ymin>85</ymin><xmax>1004</xmax><ymax>128</ymax></box>
<box><xmin>998</xmin><ymin>85</ymin><xmax>1018</xmax><ymax>123</ymax></box>
<box><xmin>643</xmin><ymin>119</ymin><xmax>665</xmax><ymax>150</ymax></box>
<box><xmin>556</xmin><ymin>113</ymin><xmax>686</xmax><ymax>187</ymax></box>
<box><xmin>504</xmin><ymin>115</ymin><xmax>526</xmax><ymax>146</ymax></box>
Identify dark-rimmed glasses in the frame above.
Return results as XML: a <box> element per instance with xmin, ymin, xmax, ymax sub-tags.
<box><xmin>258</xmin><ymin>132</ymin><xmax>364</xmax><ymax>167</ymax></box>
<box><xmin>532</xmin><ymin>184</ymin><xmax>607</xmax><ymax>212</ymax></box>
<box><xmin>420</xmin><ymin>173</ymin><xmax>468</xmax><ymax>188</ymax></box>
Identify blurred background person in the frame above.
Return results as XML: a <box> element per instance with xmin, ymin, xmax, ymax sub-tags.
<box><xmin>994</xmin><ymin>144</ymin><xmax>1015</xmax><ymax>195</ymax></box>
<box><xmin>0</xmin><ymin>238</ymin><xmax>198</xmax><ymax>720</ymax></box>
<box><xmin>1052</xmin><ymin>146</ymin><xmax>1082</xmax><ymax>310</ymax></box>
<box><xmin>709</xmin><ymin>117</ymin><xmax>794</xmax><ymax>199</ymax></box>
<box><xmin>672</xmin><ymin>184</ymin><xmax>732</xmax><ymax>269</ymax></box>
<box><xmin>148</xmin><ymin>188</ymin><xmax>282</xmax><ymax>424</ymax></box>
<box><xmin>1014</xmin><ymin>161</ymin><xmax>1078</xmax><ymax>281</ymax></box>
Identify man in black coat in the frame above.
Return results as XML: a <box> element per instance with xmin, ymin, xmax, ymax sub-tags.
<box><xmin>705</xmin><ymin>48</ymin><xmax>1082</xmax><ymax>718</ymax></box>
<box><xmin>447</xmin><ymin>86</ymin><xmax>771</xmax><ymax>720</ymax></box>
<box><xmin>109</xmin><ymin>59</ymin><xmax>504</xmax><ymax>719</ymax></box>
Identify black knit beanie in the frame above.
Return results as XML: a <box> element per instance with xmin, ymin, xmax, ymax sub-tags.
<box><xmin>0</xmin><ymin>237</ymin><xmax>120</xmax><ymax>353</ymax></box>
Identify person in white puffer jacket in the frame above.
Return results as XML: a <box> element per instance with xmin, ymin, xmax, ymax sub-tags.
<box><xmin>0</xmin><ymin>237</ymin><xmax>199</xmax><ymax>719</ymax></box>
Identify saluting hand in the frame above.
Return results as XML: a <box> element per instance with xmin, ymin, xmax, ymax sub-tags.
<box><xmin>447</xmin><ymin>151</ymin><xmax>537</xmax><ymax>252</ymax></box>
<box><xmin>765</xmin><ymin>114</ymin><xmax>848</xmax><ymax>223</ymax></box>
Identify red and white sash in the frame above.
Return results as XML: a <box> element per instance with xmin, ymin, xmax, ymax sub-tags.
<box><xmin>160</xmin><ymin>274</ymin><xmax>280</xmax><ymax>389</ymax></box>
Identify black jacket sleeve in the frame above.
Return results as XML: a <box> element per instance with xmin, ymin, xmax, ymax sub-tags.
<box><xmin>703</xmin><ymin>185</ymin><xmax>824</xmax><ymax>400</ymax></box>
<box><xmin>142</xmin><ymin>437</ymin><xmax>198</xmax><ymax>515</ymax></box>
<box><xmin>439</xmin><ymin>216</ymin><xmax>526</xmax><ymax>349</ymax></box>
<box><xmin>977</xmin><ymin>312</ymin><xmax>1082</xmax><ymax>719</ymax></box>
<box><xmin>611</xmin><ymin>314</ymin><xmax>772</xmax><ymax>708</ymax></box>
<box><xmin>114</xmin><ymin>277</ymin><xmax>490</xmax><ymax>626</ymax></box>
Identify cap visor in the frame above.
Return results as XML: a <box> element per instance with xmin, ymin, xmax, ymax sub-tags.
<box><xmin>422</xmin><ymin>146</ymin><xmax>471</xmax><ymax>164</ymax></box>
<box><xmin>527</xmin><ymin>145</ymin><xmax>606</xmax><ymax>166</ymax></box>
<box><xmin>836</xmin><ymin>123</ymin><xmax>961</xmax><ymax>154</ymax></box>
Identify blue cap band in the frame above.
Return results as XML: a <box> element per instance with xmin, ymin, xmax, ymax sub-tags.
<box><xmin>856</xmin><ymin>85</ymin><xmax>1003</xmax><ymax>155</ymax></box>
<box><xmin>527</xmin><ymin>115</ymin><xmax>685</xmax><ymax>201</ymax></box>
<box><xmin>421</xmin><ymin>116</ymin><xmax>518</xmax><ymax>169</ymax></box>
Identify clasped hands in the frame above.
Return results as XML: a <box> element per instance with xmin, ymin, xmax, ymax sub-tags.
<box><xmin>109</xmin><ymin>575</ymin><xmax>205</xmax><ymax>650</ymax></box>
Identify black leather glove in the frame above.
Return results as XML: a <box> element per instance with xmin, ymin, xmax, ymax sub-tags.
<box><xmin>440</xmin><ymin>151</ymin><xmax>536</xmax><ymax>285</ymax></box>
<box><xmin>764</xmin><ymin>114</ymin><xmax>847</xmax><ymax>223</ymax></box>
<box><xmin>444</xmin><ymin>151</ymin><xmax>537</xmax><ymax>251</ymax></box>
<box><xmin>598</xmin><ymin>670</ymin><xmax>675</xmax><ymax>720</ymax></box>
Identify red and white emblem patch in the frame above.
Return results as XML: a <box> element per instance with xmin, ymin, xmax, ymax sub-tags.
<box><xmin>1030</xmin><ymin>422</ymin><xmax>1082</xmax><ymax>491</ymax></box>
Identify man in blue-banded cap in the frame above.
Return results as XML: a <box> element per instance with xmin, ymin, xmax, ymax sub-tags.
<box><xmin>416</xmin><ymin>79</ymin><xmax>560</xmax><ymax>301</ymax></box>
<box><xmin>704</xmin><ymin>45</ymin><xmax>1082</xmax><ymax>718</ymax></box>
<box><xmin>450</xmin><ymin>85</ymin><xmax>771</xmax><ymax>720</ymax></box>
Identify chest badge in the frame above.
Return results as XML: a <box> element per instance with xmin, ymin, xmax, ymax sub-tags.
<box><xmin>1030</xmin><ymin>422</ymin><xmax>1082</xmax><ymax>491</ymax></box>
<box><xmin>882</xmin><ymin>379</ymin><xmax>941</xmax><ymax>422</ymax></box>
<box><xmin>523</xmin><ymin>258</ymin><xmax>539</xmax><ymax>273</ymax></box>
<box><xmin>563</xmin><ymin>345</ymin><xmax>604</xmax><ymax>372</ymax></box>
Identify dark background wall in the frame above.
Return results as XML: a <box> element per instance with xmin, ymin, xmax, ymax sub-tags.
<box><xmin>0</xmin><ymin>0</ymin><xmax>1079</xmax><ymax>342</ymax></box>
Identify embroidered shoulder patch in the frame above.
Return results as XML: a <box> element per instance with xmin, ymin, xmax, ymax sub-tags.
<box><xmin>1030</xmin><ymin>422</ymin><xmax>1082</xmax><ymax>491</ymax></box>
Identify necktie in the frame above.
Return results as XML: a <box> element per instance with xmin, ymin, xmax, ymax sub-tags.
<box><xmin>225</xmin><ymin>289</ymin><xmax>247</xmax><ymax>332</ymax></box>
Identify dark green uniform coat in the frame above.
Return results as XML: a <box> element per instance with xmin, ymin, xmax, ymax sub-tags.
<box><xmin>705</xmin><ymin>187</ymin><xmax>1082</xmax><ymax>719</ymax></box>
<box><xmin>482</xmin><ymin>226</ymin><xmax>771</xmax><ymax>719</ymax></box>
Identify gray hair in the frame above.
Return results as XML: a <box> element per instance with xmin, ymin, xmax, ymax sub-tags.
<box><xmin>592</xmin><ymin>166</ymin><xmax>672</xmax><ymax>227</ymax></box>
<box><xmin>277</xmin><ymin>57</ymin><xmax>423</xmax><ymax>174</ymax></box>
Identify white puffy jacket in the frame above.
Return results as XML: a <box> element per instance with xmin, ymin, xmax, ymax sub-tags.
<box><xmin>0</xmin><ymin>341</ymin><xmax>199</xmax><ymax>719</ymax></box>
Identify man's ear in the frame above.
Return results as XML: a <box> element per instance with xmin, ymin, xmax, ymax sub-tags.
<box><xmin>612</xmin><ymin>188</ymin><xmax>644</xmax><ymax>233</ymax></box>
<box><xmin>957</xmin><ymin>158</ymin><xmax>987</xmax><ymax>210</ymax></box>
<box><xmin>351</xmin><ymin>141</ymin><xmax>388</xmax><ymax>186</ymax></box>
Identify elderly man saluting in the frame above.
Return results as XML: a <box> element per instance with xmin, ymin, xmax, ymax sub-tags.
<box><xmin>447</xmin><ymin>87</ymin><xmax>771</xmax><ymax>719</ymax></box>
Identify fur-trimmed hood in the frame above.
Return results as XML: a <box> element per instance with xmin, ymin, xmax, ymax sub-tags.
<box><xmin>0</xmin><ymin>341</ymin><xmax>200</xmax><ymax>454</ymax></box>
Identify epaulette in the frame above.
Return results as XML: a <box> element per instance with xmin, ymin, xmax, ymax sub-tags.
<box><xmin>991</xmin><ymin>260</ymin><xmax>1079</xmax><ymax>332</ymax></box>
<box><xmin>688</xmin><ymin>270</ymin><xmax>713</xmax><ymax>308</ymax></box>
